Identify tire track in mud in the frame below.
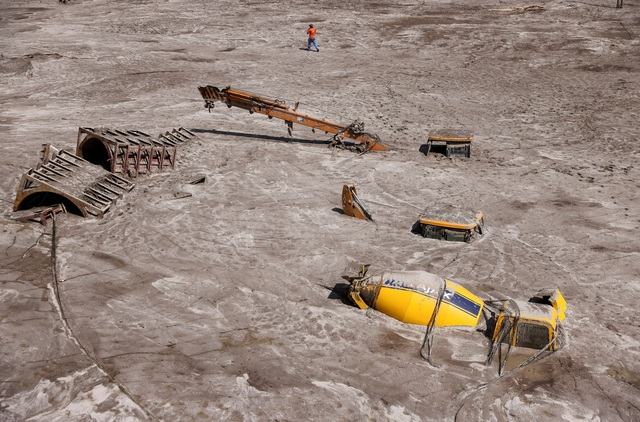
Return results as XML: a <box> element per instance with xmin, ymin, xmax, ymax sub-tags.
<box><xmin>47</xmin><ymin>216</ymin><xmax>155</xmax><ymax>421</ymax></box>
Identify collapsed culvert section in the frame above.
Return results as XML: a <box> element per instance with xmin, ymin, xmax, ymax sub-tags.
<box><xmin>15</xmin><ymin>192</ymin><xmax>83</xmax><ymax>216</ymax></box>
<box><xmin>14</xmin><ymin>146</ymin><xmax>134</xmax><ymax>218</ymax></box>
<box><xmin>76</xmin><ymin>127</ymin><xmax>197</xmax><ymax>177</ymax></box>
<box><xmin>77</xmin><ymin>136</ymin><xmax>112</xmax><ymax>170</ymax></box>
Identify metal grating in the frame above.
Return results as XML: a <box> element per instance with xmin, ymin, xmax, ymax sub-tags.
<box><xmin>76</xmin><ymin>127</ymin><xmax>198</xmax><ymax>177</ymax></box>
<box><xmin>14</xmin><ymin>147</ymin><xmax>135</xmax><ymax>218</ymax></box>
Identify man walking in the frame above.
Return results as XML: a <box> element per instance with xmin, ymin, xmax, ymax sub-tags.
<box><xmin>306</xmin><ymin>24</ymin><xmax>319</xmax><ymax>52</ymax></box>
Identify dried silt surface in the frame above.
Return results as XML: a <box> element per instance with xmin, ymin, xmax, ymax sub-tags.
<box><xmin>1</xmin><ymin>0</ymin><xmax>640</xmax><ymax>421</ymax></box>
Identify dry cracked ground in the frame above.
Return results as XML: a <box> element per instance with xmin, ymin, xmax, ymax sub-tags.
<box><xmin>1</xmin><ymin>0</ymin><xmax>640</xmax><ymax>420</ymax></box>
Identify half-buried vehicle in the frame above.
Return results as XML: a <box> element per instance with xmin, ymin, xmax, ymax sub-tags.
<box><xmin>343</xmin><ymin>264</ymin><xmax>566</xmax><ymax>374</ymax></box>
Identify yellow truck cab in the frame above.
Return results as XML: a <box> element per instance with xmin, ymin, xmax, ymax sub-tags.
<box><xmin>490</xmin><ymin>289</ymin><xmax>567</xmax><ymax>351</ymax></box>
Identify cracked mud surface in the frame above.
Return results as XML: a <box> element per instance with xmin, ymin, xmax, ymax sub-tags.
<box><xmin>1</xmin><ymin>0</ymin><xmax>639</xmax><ymax>420</ymax></box>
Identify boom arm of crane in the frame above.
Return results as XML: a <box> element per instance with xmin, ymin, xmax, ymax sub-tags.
<box><xmin>198</xmin><ymin>85</ymin><xmax>389</xmax><ymax>152</ymax></box>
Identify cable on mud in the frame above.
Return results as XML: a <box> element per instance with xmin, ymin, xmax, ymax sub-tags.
<box><xmin>453</xmin><ymin>311</ymin><xmax>565</xmax><ymax>421</ymax></box>
<box><xmin>49</xmin><ymin>214</ymin><xmax>155</xmax><ymax>420</ymax></box>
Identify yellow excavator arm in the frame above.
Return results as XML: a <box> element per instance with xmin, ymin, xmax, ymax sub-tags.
<box><xmin>198</xmin><ymin>85</ymin><xmax>389</xmax><ymax>152</ymax></box>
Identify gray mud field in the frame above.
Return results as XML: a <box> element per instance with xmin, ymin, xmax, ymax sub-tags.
<box><xmin>1</xmin><ymin>0</ymin><xmax>639</xmax><ymax>420</ymax></box>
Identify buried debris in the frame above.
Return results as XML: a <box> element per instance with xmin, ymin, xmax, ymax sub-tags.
<box><xmin>343</xmin><ymin>265</ymin><xmax>566</xmax><ymax>373</ymax></box>
<box><xmin>10</xmin><ymin>204</ymin><xmax>66</xmax><ymax>226</ymax></box>
<box><xmin>491</xmin><ymin>4</ymin><xmax>545</xmax><ymax>13</ymax></box>
<box><xmin>420</xmin><ymin>129</ymin><xmax>474</xmax><ymax>158</ymax></box>
<box><xmin>412</xmin><ymin>208</ymin><xmax>484</xmax><ymax>242</ymax></box>
<box><xmin>341</xmin><ymin>185</ymin><xmax>373</xmax><ymax>221</ymax></box>
<box><xmin>76</xmin><ymin>127</ymin><xmax>198</xmax><ymax>177</ymax></box>
<box><xmin>14</xmin><ymin>146</ymin><xmax>134</xmax><ymax>218</ymax></box>
<box><xmin>197</xmin><ymin>85</ymin><xmax>388</xmax><ymax>153</ymax></box>
<box><xmin>13</xmin><ymin>126</ymin><xmax>195</xmax><ymax>221</ymax></box>
<box><xmin>172</xmin><ymin>191</ymin><xmax>192</xmax><ymax>199</ymax></box>
<box><xmin>189</xmin><ymin>175</ymin><xmax>206</xmax><ymax>184</ymax></box>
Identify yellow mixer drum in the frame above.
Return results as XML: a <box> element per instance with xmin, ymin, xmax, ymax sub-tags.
<box><xmin>349</xmin><ymin>271</ymin><xmax>484</xmax><ymax>328</ymax></box>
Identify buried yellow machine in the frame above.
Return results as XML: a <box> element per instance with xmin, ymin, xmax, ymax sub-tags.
<box><xmin>343</xmin><ymin>265</ymin><xmax>566</xmax><ymax>374</ymax></box>
<box><xmin>412</xmin><ymin>207</ymin><xmax>485</xmax><ymax>243</ymax></box>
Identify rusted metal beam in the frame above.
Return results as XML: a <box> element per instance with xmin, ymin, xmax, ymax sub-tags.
<box><xmin>76</xmin><ymin>127</ymin><xmax>198</xmax><ymax>177</ymax></box>
<box><xmin>198</xmin><ymin>85</ymin><xmax>388</xmax><ymax>152</ymax></box>
<box><xmin>14</xmin><ymin>146</ymin><xmax>134</xmax><ymax>218</ymax></box>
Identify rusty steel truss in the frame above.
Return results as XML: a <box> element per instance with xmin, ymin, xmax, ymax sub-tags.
<box><xmin>14</xmin><ymin>146</ymin><xmax>134</xmax><ymax>218</ymax></box>
<box><xmin>198</xmin><ymin>85</ymin><xmax>388</xmax><ymax>153</ymax></box>
<box><xmin>76</xmin><ymin>127</ymin><xmax>197</xmax><ymax>177</ymax></box>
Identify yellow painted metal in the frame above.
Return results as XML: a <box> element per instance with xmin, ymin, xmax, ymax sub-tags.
<box><xmin>351</xmin><ymin>276</ymin><xmax>484</xmax><ymax>328</ymax></box>
<box><xmin>346</xmin><ymin>266</ymin><xmax>567</xmax><ymax>353</ymax></box>
<box><xmin>419</xmin><ymin>211</ymin><xmax>484</xmax><ymax>230</ymax></box>
<box><xmin>198</xmin><ymin>85</ymin><xmax>389</xmax><ymax>151</ymax></box>
<box><xmin>349</xmin><ymin>291</ymin><xmax>369</xmax><ymax>309</ymax></box>
<box><xmin>375</xmin><ymin>286</ymin><xmax>478</xmax><ymax>327</ymax></box>
<box><xmin>491</xmin><ymin>299</ymin><xmax>562</xmax><ymax>350</ymax></box>
<box><xmin>427</xmin><ymin>129</ymin><xmax>474</xmax><ymax>143</ymax></box>
<box><xmin>551</xmin><ymin>289</ymin><xmax>567</xmax><ymax>321</ymax></box>
<box><xmin>518</xmin><ymin>308</ymin><xmax>557</xmax><ymax>328</ymax></box>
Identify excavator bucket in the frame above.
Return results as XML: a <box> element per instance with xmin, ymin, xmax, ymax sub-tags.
<box><xmin>341</xmin><ymin>185</ymin><xmax>373</xmax><ymax>221</ymax></box>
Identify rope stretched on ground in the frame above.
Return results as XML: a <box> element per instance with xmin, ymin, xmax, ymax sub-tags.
<box><xmin>454</xmin><ymin>301</ymin><xmax>564</xmax><ymax>420</ymax></box>
<box><xmin>49</xmin><ymin>214</ymin><xmax>155</xmax><ymax>420</ymax></box>
<box><xmin>420</xmin><ymin>278</ymin><xmax>447</xmax><ymax>364</ymax></box>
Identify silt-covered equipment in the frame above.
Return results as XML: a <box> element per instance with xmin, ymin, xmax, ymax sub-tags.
<box><xmin>343</xmin><ymin>265</ymin><xmax>566</xmax><ymax>373</ymax></box>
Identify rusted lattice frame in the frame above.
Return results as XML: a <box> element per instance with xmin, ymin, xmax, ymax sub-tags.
<box><xmin>76</xmin><ymin>127</ymin><xmax>195</xmax><ymax>177</ymax></box>
<box><xmin>14</xmin><ymin>149</ymin><xmax>134</xmax><ymax>218</ymax></box>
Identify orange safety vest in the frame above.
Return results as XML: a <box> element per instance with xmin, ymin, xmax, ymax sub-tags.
<box><xmin>307</xmin><ymin>27</ymin><xmax>317</xmax><ymax>39</ymax></box>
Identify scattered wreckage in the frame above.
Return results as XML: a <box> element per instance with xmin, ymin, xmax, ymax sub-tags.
<box><xmin>10</xmin><ymin>204</ymin><xmax>67</xmax><ymax>226</ymax></box>
<box><xmin>340</xmin><ymin>186</ymin><xmax>484</xmax><ymax>244</ymax></box>
<box><xmin>76</xmin><ymin>127</ymin><xmax>197</xmax><ymax>176</ymax></box>
<box><xmin>13</xmin><ymin>128</ymin><xmax>197</xmax><ymax>219</ymax></box>
<box><xmin>10</xmin><ymin>88</ymin><xmax>567</xmax><ymax>380</ymax></box>
<box><xmin>343</xmin><ymin>265</ymin><xmax>566</xmax><ymax>373</ymax></box>
<box><xmin>13</xmin><ymin>144</ymin><xmax>134</xmax><ymax>218</ymax></box>
<box><xmin>198</xmin><ymin>85</ymin><xmax>389</xmax><ymax>153</ymax></box>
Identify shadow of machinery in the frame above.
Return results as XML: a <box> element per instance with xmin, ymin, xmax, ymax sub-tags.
<box><xmin>418</xmin><ymin>143</ymin><xmax>448</xmax><ymax>156</ymax></box>
<box><xmin>191</xmin><ymin>128</ymin><xmax>332</xmax><ymax>147</ymax></box>
<box><xmin>322</xmin><ymin>282</ymin><xmax>354</xmax><ymax>306</ymax></box>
